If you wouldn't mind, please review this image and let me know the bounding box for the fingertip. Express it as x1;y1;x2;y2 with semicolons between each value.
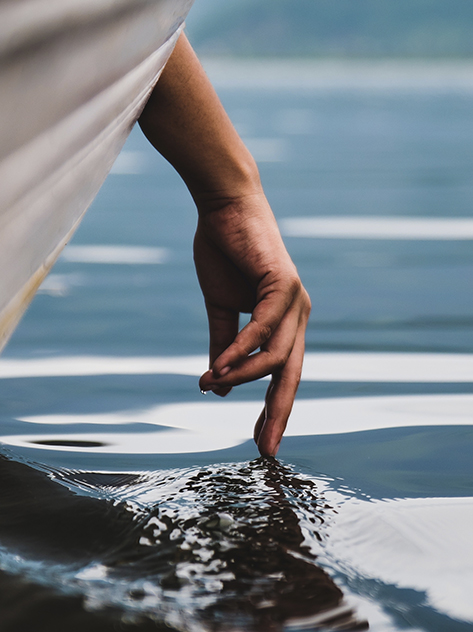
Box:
257;436;281;458
198;370;213;391
199;371;233;397
255;417;282;457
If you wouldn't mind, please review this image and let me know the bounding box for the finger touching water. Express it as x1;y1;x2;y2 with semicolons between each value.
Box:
255;320;307;457
199;273;311;456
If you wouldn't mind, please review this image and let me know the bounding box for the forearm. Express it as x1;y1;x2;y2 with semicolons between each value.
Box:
139;33;261;211
139;32;294;282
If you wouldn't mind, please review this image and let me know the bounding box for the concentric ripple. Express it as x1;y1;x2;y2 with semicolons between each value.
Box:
0;453;367;631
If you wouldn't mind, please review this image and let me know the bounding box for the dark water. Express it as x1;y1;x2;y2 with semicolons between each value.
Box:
1;67;473;630
0;453;368;631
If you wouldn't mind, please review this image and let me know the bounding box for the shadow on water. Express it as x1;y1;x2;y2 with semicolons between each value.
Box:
0;453;367;632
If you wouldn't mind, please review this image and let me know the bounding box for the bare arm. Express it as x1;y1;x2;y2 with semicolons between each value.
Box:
138;33;311;457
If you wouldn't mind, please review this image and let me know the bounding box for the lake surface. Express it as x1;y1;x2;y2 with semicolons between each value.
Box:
1;61;473;631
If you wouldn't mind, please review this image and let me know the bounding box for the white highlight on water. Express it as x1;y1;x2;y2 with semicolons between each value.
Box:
323;496;473;623
301;352;473;382
38;273;84;296
109;150;146;174
61;245;168;264
0;354;208;379
3;393;473;454
2;352;473;382
202;59;473;92
280;216;473;240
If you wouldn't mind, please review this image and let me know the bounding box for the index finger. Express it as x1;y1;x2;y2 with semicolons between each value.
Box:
212;277;301;377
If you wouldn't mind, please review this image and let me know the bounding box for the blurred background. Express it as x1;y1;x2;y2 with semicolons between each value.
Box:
186;0;473;57
6;0;473;362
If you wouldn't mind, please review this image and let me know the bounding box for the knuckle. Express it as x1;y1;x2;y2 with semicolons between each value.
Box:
273;357;286;372
285;275;312;315
302;289;312;317
258;322;274;343
231;337;251;357
286;274;302;298
270;350;290;372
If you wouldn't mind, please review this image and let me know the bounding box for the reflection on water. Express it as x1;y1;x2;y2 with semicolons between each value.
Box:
0;453;367;631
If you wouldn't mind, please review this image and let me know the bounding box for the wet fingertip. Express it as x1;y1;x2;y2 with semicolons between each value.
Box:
257;434;281;458
257;444;271;458
199;370;213;390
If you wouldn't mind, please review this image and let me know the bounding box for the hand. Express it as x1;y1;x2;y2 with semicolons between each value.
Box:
194;191;311;457
138;33;310;456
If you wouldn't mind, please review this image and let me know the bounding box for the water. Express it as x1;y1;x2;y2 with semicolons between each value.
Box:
1;62;473;630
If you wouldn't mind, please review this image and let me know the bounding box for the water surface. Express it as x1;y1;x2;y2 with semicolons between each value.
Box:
1;61;473;631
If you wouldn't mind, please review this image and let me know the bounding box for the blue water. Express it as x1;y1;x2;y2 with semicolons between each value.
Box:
1;73;473;631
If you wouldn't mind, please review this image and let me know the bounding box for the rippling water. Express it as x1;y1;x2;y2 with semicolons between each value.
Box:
0;453;369;631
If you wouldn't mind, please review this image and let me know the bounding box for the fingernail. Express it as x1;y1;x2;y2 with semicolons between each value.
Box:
218;366;231;377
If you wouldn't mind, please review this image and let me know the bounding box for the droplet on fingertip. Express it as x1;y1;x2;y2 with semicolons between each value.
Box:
200;389;208;395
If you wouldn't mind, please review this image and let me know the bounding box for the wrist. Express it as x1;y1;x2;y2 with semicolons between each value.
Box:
189;149;263;217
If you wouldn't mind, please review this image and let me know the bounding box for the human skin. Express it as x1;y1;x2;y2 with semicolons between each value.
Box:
138;33;311;457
